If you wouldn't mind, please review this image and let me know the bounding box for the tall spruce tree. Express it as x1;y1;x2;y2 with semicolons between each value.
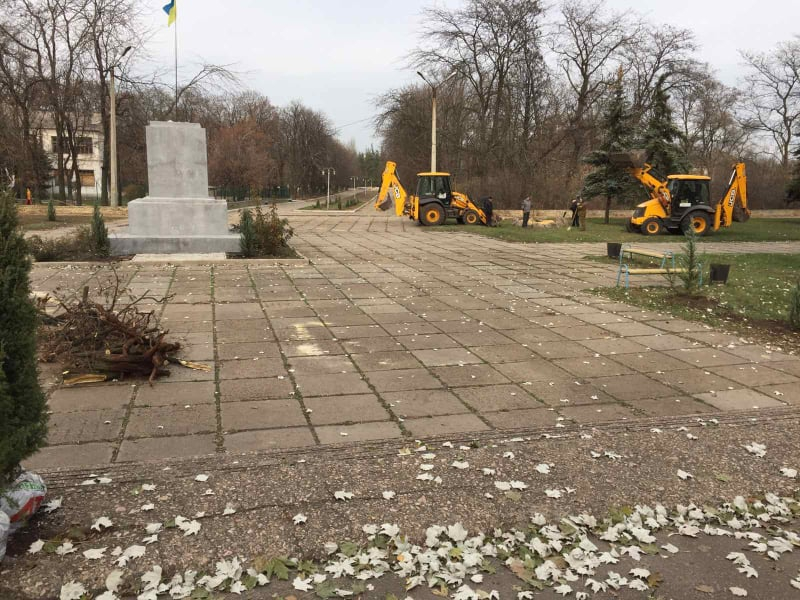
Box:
787;130;800;203
582;70;636;223
0;193;47;487
642;74;688;176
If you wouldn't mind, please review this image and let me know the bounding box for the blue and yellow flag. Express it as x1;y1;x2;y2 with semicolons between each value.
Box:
163;0;176;27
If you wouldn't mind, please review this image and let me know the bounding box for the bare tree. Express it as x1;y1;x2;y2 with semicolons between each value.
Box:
740;37;800;168
552;0;636;175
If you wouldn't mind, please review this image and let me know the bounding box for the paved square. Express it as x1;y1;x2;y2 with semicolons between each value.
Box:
27;213;799;468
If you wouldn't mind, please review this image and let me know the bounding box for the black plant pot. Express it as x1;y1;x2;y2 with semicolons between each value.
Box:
607;242;622;259
709;264;731;284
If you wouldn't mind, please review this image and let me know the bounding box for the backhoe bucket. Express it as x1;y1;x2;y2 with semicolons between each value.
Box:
609;149;647;169
377;193;393;212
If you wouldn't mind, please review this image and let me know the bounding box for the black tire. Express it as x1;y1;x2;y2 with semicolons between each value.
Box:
625;220;638;233
463;210;480;225
682;212;711;236
641;217;663;236
456;216;464;224
420;203;446;226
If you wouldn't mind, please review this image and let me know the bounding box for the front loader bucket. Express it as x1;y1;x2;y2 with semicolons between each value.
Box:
609;149;648;169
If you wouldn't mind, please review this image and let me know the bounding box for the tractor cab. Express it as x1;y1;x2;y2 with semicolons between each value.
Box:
416;172;452;207
666;175;711;219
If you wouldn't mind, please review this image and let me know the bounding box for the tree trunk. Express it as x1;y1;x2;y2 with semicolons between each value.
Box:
605;195;611;224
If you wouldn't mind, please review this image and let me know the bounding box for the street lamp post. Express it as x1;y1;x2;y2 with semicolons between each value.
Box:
322;167;335;210
417;71;456;173
351;175;357;198
109;45;132;208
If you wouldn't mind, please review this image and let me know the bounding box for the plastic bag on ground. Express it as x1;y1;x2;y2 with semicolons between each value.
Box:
0;471;47;533
0;511;9;562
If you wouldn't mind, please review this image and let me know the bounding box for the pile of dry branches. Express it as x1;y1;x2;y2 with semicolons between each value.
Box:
38;270;181;384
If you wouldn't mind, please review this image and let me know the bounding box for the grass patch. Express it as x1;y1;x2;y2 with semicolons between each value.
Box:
19;211;126;231
433;218;800;243
592;252;800;352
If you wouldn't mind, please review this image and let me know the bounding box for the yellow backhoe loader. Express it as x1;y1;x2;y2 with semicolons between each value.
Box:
374;161;488;226
610;150;750;236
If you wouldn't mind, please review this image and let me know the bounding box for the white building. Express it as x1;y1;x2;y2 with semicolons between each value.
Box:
37;112;105;202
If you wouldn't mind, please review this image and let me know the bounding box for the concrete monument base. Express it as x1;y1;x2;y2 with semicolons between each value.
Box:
110;121;237;256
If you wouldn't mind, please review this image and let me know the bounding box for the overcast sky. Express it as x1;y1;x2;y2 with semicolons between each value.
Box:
140;0;799;150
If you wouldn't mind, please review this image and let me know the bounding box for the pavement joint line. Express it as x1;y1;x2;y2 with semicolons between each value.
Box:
109;383;138;464
247;263;321;445
210;265;225;453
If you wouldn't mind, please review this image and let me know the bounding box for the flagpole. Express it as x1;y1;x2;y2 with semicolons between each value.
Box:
174;7;178;121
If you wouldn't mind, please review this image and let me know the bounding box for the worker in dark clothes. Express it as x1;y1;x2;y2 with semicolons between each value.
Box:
521;196;531;228
482;196;494;226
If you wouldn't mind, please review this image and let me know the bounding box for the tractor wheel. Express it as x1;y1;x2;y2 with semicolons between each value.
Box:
641;218;664;236
456;216;464;224
463;210;480;225
682;213;711;236
420;203;445;226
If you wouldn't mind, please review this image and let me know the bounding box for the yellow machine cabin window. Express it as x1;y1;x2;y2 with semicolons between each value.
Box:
416;176;451;203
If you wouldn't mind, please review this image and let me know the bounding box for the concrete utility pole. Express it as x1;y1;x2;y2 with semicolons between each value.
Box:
322;167;335;210
351;175;357;197
417;71;456;173
109;45;132;207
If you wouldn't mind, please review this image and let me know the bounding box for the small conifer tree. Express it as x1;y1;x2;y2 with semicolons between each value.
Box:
239;208;256;257
90;203;110;256
0;193;48;487
47;198;56;222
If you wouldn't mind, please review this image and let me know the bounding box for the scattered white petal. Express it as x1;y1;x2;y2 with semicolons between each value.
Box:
55;541;77;556
745;443;766;458
293;513;308;525
293;576;313;592
780;468;797;478
535;463;551;474
83;547;107;560
451;461;469;470
59;581;86;600
677;470;694;480
334;490;354;501
194;474;209;482
223;504;237;516
43;497;63;513
730;587;748;597
382;491;396;500
28;540;45;554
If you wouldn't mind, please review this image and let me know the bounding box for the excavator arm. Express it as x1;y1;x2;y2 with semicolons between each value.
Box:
715;162;750;229
628;164;672;211
375;161;409;217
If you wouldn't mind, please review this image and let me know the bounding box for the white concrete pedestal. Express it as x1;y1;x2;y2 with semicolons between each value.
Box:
111;122;238;255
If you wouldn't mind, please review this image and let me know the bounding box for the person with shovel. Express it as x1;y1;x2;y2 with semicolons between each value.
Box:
568;196;580;230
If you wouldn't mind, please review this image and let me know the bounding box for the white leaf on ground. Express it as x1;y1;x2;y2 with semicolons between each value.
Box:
421;453;436;460
43;497;62;513
494;481;511;491
510;481;528;490
293;576;313;591
503;452;515;459
381;523;400;537
628;579;649;591
535;464;551;474
141;484;156;491
141;565;162;590
142;534;159;545
730;587;748;597
28;540;45;554
470;574;483;583
140;503;155;512
175;516;201;536
82;547;107;560
545;489;562;499
419;464;435;471
145;523;162;534
482;468;496;476
677;470;694;480
334;490;354;501
95;592;119;600
780;468;797;478
97;477;112;484
223;504;237;516
629;568;650;579
324;542;338;555
91;516;113;531
114;544;146;567
55;541;77;556
451;461;469;470
59;581;87;600
447;523;468;542
661;543;680;554
416;473;434;481
745;443;766;458
230;580;247;594
554;584;572;596
194;474;209;482
382;490;396;500
293;513;308;525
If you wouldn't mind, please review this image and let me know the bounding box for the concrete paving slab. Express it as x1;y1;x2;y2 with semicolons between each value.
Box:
365;368;444;392
125;404;217;438
117;433;217;462
315;421;402;444
135;380;216;406
432;364;510;387
402;413;491;437
296;372;371;396
224;427;316;452
382;390;471;418
304;394;391;425
694;388;787;411
46;409;124;444
218;377;294;401
222;399;307;431
454;384;543;412
708;363;800;386
47;384;132;412
23;442;115;470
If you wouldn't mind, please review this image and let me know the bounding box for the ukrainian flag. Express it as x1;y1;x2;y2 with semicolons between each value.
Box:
163;0;176;26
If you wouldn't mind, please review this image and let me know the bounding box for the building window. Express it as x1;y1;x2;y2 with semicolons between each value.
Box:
79;170;96;187
50;136;94;155
76;137;93;155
